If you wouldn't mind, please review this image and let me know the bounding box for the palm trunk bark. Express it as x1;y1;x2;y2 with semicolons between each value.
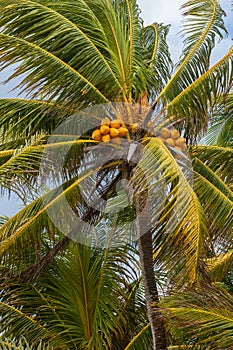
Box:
135;192;167;350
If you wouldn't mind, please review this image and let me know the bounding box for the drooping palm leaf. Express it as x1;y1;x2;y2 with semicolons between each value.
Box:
158;0;227;102
207;250;233;282
193;158;233;248
162;286;233;348
0;243;148;350
191;145;233;184
131;137;209;286
0;339;53;350
203;92;233;147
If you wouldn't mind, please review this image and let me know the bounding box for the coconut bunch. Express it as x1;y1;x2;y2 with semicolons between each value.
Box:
157;128;187;151
92;117;139;144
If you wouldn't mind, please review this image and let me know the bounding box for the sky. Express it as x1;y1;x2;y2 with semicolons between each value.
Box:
0;0;232;217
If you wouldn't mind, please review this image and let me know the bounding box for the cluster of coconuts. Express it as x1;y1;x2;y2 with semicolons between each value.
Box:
157;127;187;151
92;120;187;151
92;117;139;144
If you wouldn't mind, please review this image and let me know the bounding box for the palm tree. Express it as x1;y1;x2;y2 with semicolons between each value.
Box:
0;0;232;349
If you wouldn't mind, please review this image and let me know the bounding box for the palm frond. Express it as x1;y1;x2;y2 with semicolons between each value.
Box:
207;250;233;282
0;165;99;269
0;0;130;101
158;0;227;102
203;93;233;147
165;46;233;139
191;145;233;184
131;138;209;285
193;158;233;248
0;98;71;139
0;302;59;347
0;32;108;105
162;286;233;348
143;22;173;97
0;339;53;350
0;243;144;349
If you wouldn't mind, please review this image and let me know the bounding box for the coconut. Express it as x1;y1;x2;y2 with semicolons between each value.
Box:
165;138;175;147
175;137;186;148
179;137;186;143
110;127;120;138
92;129;102;141
160;127;171;139
170;129;180;139
101;117;111;126
111;137;122;145
102;134;111;142
110;120;121;128
118;127;128;137
130;123;139;133
174;146;182;152
100;125;110;135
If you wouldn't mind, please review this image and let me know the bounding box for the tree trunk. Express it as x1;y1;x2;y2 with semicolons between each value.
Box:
135;193;167;350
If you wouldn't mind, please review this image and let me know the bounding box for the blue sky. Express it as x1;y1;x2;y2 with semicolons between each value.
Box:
0;0;232;217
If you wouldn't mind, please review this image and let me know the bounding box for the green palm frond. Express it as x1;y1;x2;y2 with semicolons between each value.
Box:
158;0;227;102
0;149;124;271
0;33;108;105
143;22;173;97
0;339;53;350
0;169;95;269
203;93;233;147
0;136;98;197
123;323;151;350
207;250;233;282
85;0;147;100
193;158;233;246
0;0;131;101
3;0;146;102
0;244;145;349
0;216;8;226
162;286;233;348
0;133;47;197
166;47;233;139
0;301;59;347
131;138;209;285
0;98;71;139
191;145;233;184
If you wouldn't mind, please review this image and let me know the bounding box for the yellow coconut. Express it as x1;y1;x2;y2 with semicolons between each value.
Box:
110;127;120;138
165;138;176;147
174;146;182;152
160;127;171;139
130;123;139;133
118;127;128;137
101;117;111;126
111;137;122;145
92;129;102;141
100;125;110;135
102;134;111;142
179;137;186;143
170;129;180;140
110;120;121;129
175;137;186;148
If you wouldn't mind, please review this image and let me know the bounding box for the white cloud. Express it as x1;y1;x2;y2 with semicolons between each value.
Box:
137;0;183;25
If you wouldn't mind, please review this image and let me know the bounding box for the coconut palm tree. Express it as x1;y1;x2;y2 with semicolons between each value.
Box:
0;0;232;349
